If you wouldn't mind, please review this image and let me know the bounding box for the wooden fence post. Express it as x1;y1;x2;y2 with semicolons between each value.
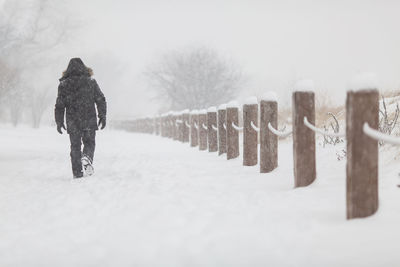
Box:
293;91;316;187
190;110;199;147
167;113;173;139
198;110;208;150
131;119;136;132
346;89;379;219
243;97;258;166
160;114;164;137
150;117;155;134
207;107;218;152
161;114;167;137
155;116;160;135
148;118;152;134
182;110;190;143
217;104;227;155
172;113;179;141
138;119;141;133
178;112;184;142
260;93;278;173
226;101;240;159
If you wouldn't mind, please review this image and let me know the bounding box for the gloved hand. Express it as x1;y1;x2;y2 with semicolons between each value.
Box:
57;123;66;134
98;117;106;130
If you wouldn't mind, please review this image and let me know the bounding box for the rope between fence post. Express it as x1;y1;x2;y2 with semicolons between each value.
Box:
185;121;191;128
202;123;208;130
250;121;260;132
363;123;400;145
303;117;345;138
268;122;292;138
232;122;243;131
194;123;198;130
223;123;227;130
212;125;218;131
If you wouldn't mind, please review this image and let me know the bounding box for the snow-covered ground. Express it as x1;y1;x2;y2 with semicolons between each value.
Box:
1;125;400;267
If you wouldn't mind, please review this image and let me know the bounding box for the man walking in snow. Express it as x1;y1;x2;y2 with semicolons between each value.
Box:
55;58;107;178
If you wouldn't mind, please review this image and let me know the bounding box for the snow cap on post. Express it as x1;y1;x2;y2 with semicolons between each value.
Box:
261;91;278;102
218;104;227;110
348;73;378;91
207;106;217;112
190;109;199;115
182;109;190;114
244;96;258;105
199;109;208;114
294;79;315;92
227;100;240;108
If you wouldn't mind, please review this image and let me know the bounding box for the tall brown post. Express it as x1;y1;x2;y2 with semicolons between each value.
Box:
140;119;144;133
161;115;166;137
152;117;156;134
170;113;175;139
164;114;169;137
198;110;208;150
182;110;190;143
160;116;164;136
217;104;227;155
226;102;240;160
243;97;258;166
153;117;156;135
167;116;171;137
178;112;184;142
207;107;218;152
260;93;278;173
163;113;169;137
167;113;173;138
293;91;316;187
155;116;160;135
172;113;179;141
147;118;152;134
190;111;199;147
170;114;174;139
346;89;379;219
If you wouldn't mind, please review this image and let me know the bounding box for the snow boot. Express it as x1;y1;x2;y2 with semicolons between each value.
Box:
82;155;94;176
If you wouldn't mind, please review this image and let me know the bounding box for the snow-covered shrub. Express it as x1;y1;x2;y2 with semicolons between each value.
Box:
322;112;344;147
378;95;399;145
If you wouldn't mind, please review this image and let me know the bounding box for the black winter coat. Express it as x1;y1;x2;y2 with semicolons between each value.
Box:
55;58;107;134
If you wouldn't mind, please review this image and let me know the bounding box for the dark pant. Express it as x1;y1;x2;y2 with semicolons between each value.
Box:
69;130;96;177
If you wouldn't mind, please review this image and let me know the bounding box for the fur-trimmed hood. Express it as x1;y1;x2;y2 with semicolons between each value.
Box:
60;58;93;81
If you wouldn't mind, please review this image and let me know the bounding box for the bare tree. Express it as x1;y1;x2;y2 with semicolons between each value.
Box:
0;0;76;126
29;87;52;128
0;61;19;102
146;47;243;110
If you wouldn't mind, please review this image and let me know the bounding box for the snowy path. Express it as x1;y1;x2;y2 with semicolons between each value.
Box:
1;126;400;267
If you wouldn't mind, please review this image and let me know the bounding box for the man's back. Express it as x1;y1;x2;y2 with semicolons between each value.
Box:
55;58;106;134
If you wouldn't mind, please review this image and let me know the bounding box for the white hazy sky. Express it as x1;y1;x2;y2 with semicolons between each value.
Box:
59;0;400;118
